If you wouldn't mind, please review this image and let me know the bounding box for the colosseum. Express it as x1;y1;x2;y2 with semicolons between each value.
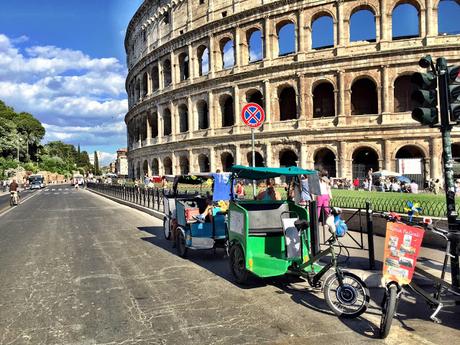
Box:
124;0;460;185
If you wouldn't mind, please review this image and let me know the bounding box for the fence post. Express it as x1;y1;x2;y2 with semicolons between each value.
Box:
309;200;320;256
366;201;376;270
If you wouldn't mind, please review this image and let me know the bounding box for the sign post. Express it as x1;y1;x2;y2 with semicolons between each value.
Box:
241;103;265;198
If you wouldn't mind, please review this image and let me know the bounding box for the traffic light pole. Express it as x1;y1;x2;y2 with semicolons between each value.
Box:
437;57;460;287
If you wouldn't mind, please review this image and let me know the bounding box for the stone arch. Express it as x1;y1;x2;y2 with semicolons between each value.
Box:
163;157;173;175
220;36;235;69
143;160;149;175
279;149;298;167
352;146;379;179
163;59;172;86
276;20;296;56
394;75;415;112
395;144;427;185
351;77;378;115
311;12;334;49
152;158;159;175
314;148;337;177
438;0;460;35
178;104;188;133
221;152;234;172
220;94;234;127
313;81;335;118
278;85;297;121
392;2;421;40
349;7;377;42
151;64;159;91
247;27;263;62
198;154;210;172
246;89;264;108
178;52;189;81
197;45;209;76
163;108;172;135
247;151;265;167
197;99;209;130
179;156;190;175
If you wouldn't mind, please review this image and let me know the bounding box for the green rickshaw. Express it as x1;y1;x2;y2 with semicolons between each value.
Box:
227;165;369;318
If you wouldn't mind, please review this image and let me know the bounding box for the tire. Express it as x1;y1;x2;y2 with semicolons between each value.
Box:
176;230;187;258
379;284;399;339
163;218;171;240
229;244;249;285
324;271;370;318
10;197;14;207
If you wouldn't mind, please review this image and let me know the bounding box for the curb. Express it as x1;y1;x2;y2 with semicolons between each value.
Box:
87;189;165;220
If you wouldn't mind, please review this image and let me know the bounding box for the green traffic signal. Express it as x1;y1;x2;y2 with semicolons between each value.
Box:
411;71;438;126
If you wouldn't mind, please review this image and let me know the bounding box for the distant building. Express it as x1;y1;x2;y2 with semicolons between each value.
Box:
116;148;128;177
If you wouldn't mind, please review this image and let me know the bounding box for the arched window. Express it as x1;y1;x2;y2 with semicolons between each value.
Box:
247;151;265;167
179;156;190;175
221;95;234;127
142;72;148;97
152;112;158;138
392;3;420;40
197;100;209;130
279;150;298;167
312;14;334;49
395;145;426;185
198;154;210;172
151;65;159;91
246;90;264;108
221;38;235;69
350;9;376;42
163;109;172;136
152;158;159;175
278;86;297;121
221;152;234;172
438;0;460;35
313;82;335;117
277;21;296;56
351;78;378;115
314;148;336;177
163;157;173;175
394;75;415;112
197;45;209;76
178;104;188;133
178;53;189;81
143;160;149;175
163;59;172;86
248;29;263;62
352;147;379;179
136;162;141;179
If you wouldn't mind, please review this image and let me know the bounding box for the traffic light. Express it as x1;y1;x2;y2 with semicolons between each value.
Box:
448;66;460;123
411;70;439;127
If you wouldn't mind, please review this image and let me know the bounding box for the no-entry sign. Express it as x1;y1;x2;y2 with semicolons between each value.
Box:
241;103;265;129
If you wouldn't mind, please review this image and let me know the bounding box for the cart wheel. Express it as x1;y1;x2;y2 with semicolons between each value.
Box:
163;218;171;240
324;271;369;318
229;244;249;284
176;230;187;258
379;283;399;339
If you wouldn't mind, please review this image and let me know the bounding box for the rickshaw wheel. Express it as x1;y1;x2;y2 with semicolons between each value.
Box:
176;230;187;258
229;244;249;284
163;218;171;240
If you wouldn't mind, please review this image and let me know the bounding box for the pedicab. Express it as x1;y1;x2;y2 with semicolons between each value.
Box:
164;173;230;257
227;165;370;318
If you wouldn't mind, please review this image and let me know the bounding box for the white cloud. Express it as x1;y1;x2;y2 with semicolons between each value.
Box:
0;33;128;151
98;151;117;166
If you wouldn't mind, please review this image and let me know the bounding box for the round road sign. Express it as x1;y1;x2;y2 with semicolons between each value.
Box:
241;103;265;129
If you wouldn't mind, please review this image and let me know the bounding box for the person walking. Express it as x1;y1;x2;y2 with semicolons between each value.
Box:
256;178;280;201
353;177;359;190
317;171;332;219
367;168;373;191
235;180;246;199
410;180;419;194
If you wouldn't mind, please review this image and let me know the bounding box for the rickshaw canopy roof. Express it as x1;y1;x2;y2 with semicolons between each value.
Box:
231;165;317;180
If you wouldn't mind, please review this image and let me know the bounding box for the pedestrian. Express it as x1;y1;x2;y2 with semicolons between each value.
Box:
367;168;373;191
363;179;369;191
235;180;246;199
299;174;312;207
317;171;332;219
256;178;280;201
143;173;149;186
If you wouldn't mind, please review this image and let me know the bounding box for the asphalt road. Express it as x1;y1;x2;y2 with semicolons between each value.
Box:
0;186;458;345
0;188;36;213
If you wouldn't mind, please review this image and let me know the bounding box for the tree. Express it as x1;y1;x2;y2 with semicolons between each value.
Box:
94;151;100;175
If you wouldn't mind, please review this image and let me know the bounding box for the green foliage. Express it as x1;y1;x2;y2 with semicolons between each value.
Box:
0;157;19;179
94;151;100;175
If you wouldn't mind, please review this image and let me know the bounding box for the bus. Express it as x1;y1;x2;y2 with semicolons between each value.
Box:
72;173;84;186
28;174;45;189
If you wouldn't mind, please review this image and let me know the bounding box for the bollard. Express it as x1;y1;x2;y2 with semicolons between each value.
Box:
366;201;376;270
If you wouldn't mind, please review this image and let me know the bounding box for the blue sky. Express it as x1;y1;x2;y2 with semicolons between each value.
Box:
0;1;458;165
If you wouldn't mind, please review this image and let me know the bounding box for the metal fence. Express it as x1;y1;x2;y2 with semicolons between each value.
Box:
331;195;453;218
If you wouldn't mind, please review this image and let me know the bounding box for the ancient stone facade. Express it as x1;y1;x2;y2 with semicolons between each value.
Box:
124;0;460;183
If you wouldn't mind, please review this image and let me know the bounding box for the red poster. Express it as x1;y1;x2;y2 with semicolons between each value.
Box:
383;222;425;285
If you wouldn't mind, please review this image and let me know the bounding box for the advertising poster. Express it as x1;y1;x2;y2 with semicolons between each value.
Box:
383;222;425;285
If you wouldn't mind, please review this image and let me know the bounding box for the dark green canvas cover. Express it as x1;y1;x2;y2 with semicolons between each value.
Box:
231;165;317;180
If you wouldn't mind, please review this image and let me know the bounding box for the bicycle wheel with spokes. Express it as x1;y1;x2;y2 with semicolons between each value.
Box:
379;283;399;339
324;271;370;318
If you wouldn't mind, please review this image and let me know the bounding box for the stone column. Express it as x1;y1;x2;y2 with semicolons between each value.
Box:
380;0;390;42
187;97;194;137
263;17;273;65
158;110;163;144
336;1;345;46
431;137;443;181
158;156;164;175
383;139;392;171
188;149;194;173
147;70;152;96
337;70;345;116
208;91;215;136
265;142;273;167
263;79;272;131
297;74;307;126
210;146;216;171
158;61;164;90
170;101;176;140
171;151;177;175
234;85;241;133
170;51;176;86
235;26;242;69
209;35;216;77
338;141;347;178
146;114;152;145
305;21;312;51
300;143;308;168
381;65;390;115
235;145;241;165
188;44;195;81
297;9;307;59
420;8;427;38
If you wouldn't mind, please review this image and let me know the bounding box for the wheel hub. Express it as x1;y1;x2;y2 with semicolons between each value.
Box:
336;284;358;305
